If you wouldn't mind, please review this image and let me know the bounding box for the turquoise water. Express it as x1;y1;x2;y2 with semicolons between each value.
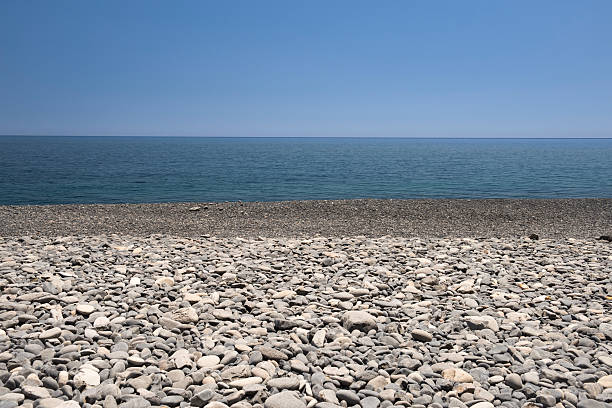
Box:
1;136;611;205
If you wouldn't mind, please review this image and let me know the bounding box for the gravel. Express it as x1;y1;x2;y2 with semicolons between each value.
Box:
0;198;611;238
0;234;611;408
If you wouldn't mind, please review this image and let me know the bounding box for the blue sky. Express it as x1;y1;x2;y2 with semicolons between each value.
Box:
1;1;611;137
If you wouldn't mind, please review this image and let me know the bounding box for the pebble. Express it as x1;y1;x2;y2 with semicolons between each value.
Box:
21;385;51;399
336;390;360;405
76;304;95;315
598;375;612;388
442;368;474;383
39;327;62;339
411;328;433;342
341;310;377;332
506;373;523;389
535;394;557;407
264;391;306;408
197;355;221;368
267;376;300;390
471;403;494;408
259;346;288;361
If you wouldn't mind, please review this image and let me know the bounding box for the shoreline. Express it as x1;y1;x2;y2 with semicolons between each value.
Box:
1;198;611;238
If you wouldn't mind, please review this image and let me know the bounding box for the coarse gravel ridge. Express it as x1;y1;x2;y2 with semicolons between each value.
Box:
0;198;611;238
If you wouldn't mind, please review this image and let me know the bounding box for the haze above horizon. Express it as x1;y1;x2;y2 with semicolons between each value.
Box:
2;1;611;138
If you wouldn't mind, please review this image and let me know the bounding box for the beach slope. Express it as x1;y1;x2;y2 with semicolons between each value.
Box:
0;198;610;238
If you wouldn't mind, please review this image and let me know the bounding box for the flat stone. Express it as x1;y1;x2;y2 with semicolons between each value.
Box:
244;384;266;394
360;396;380;408
577;399;609;408
74;369;101;388
166;306;199;323
536;395;557;407
203;403;230;408
264;391;306;408
197;355;221;368
273;290;296;299
367;375;390;391
318;389;339;404
267;376;300;390
117;397;151;408
184;293;202;303
190;389;214;407
470;403;494;408
290;359;309;373
128;375;152;390
341;310;377;332
449;397;468;408
21;385;51;399
160;396;184;406
39;327;62;339
76;304;95;315
57;402;80;408
411;329;433;342
159;317;187;330
312;329;326;347
37;398;65;408
229;377;263;388
442;368;473;383
379;389;395;401
93;316;110;328
474;387;495;402
259;346;288;361
212;309;233;320
598;374;612;388
0;394;24;403
172;348;192;368
336;390;360;405
523;371;539;384
155;276;174;287
598;355;612;368
464;315;499;332
127;355;146;366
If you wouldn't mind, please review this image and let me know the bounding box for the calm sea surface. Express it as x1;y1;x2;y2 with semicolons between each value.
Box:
1;136;611;205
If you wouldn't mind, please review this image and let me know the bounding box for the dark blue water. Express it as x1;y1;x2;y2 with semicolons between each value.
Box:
1;136;611;205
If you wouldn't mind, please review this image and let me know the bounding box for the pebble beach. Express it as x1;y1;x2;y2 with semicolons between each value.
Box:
0;200;611;408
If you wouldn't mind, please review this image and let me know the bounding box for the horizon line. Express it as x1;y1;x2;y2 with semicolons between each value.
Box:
1;134;612;140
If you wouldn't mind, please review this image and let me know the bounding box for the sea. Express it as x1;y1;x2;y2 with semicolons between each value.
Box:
1;136;611;205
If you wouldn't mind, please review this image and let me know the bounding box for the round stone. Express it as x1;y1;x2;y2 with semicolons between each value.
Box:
598;375;612;388
93;316;110;328
155;276;174;287
76;304;95;315
197;355;221;368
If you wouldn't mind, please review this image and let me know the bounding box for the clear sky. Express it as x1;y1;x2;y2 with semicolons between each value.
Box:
1;1;611;137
